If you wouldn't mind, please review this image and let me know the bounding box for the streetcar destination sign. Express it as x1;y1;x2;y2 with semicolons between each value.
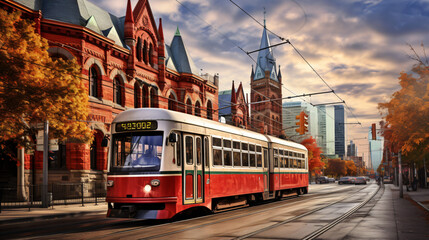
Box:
116;121;157;132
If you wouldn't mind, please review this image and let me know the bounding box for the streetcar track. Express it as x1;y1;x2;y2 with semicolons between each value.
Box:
93;186;366;240
235;184;380;240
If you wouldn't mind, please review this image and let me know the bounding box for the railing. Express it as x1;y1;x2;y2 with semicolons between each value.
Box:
0;182;106;210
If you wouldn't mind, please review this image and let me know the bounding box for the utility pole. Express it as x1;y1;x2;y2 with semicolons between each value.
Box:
42;120;49;207
399;151;403;198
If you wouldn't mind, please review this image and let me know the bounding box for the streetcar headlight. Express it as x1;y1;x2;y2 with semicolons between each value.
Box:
144;184;152;193
151;179;160;187
107;180;114;187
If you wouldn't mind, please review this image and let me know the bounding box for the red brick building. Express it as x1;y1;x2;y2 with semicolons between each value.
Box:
1;0;219;186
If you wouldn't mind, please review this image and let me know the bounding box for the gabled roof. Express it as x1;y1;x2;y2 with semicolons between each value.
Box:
169;27;200;75
15;0;126;48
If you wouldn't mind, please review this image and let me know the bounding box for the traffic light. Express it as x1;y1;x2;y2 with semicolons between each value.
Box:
295;111;308;135
371;123;376;140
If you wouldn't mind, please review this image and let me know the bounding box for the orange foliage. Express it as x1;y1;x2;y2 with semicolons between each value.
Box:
379;64;429;156
0;9;92;149
301;137;324;174
324;158;346;178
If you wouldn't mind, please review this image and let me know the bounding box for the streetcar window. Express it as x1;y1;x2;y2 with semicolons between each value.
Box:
176;133;181;166
185;136;193;165
279;149;283;155
233;141;240;149
249;153;256;167
233;151;241;167
223;139;231;148
241;143;248;151
224;149;232;166
242;152;249;167
293;159;298;168
274;149;278;155
111;132;163;172
196;137;202;165
213;149;222;165
256;154;262;167
297;160;301;168
274;157;278;167
285;158;290;168
256;145;262;153
213;137;222;147
285;151;289;156
288;151;292;156
249;144;255;152
204;137;209;168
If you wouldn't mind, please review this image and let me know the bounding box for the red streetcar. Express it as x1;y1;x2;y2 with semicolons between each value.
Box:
106;108;308;219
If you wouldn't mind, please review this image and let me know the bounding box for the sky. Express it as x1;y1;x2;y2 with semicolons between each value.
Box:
91;0;429;165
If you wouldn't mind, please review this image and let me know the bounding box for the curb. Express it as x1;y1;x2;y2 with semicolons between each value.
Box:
0;210;106;225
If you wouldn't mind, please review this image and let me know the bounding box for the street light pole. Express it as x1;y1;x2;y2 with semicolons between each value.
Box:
42;120;49;207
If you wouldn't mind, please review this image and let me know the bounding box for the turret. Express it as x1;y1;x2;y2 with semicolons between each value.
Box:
124;0;135;47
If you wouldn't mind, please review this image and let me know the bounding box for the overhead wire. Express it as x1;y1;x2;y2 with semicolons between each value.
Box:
227;0;362;126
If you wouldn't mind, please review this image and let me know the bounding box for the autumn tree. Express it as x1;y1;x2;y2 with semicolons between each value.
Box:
379;63;429;162
345;160;357;176
324;158;346;178
301;137;324;177
0;9;92;153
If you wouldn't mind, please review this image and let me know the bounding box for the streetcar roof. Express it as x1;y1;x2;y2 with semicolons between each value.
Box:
113;108;307;151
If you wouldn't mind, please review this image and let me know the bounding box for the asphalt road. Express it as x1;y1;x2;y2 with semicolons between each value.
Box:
1;183;378;239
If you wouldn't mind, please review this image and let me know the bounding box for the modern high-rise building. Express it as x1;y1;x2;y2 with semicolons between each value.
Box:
317;106;336;156
347;140;357;157
334;105;346;159
369;125;384;172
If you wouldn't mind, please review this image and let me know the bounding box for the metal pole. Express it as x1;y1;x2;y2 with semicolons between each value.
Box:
399;151;403;198
424;156;427;188
42;120;49;208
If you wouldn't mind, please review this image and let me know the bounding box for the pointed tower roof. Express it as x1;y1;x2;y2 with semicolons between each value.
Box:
169;26;200;75
277;65;282;79
231;81;237;103
254;15;278;82
125;0;134;23
251;65;255;79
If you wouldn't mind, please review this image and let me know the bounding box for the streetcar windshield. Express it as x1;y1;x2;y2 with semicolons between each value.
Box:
110;132;163;172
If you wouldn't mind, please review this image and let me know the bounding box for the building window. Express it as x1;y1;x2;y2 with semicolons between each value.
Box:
150;88;158;107
48;141;67;170
142;86;148;107
89;66;98;97
149;43;153;67
90;130;103;171
114;77;123;106
143;40;148;64
186;98;192;114
207;101;213;120
136;37;142;61
134;82;141;108
195;101;201;117
168;92;177;111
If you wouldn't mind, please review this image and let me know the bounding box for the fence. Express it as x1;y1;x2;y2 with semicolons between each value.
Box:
0;182;106;210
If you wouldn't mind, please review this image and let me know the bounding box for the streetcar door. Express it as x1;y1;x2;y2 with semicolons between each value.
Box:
183;135;204;204
263;148;269;192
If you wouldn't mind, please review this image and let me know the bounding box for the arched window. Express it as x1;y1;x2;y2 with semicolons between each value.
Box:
89;66;98;97
142;85;148;107
134;82;141;108
168;92;177;111
150;88;158;107
186;98;192;114
136;37;142;61
195;101;201;117
149;43;153;67
207;101;213;120
114;77;123;106
90;130;104;171
143;40;148;64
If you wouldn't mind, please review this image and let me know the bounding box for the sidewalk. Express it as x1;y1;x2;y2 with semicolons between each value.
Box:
0;202;107;224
